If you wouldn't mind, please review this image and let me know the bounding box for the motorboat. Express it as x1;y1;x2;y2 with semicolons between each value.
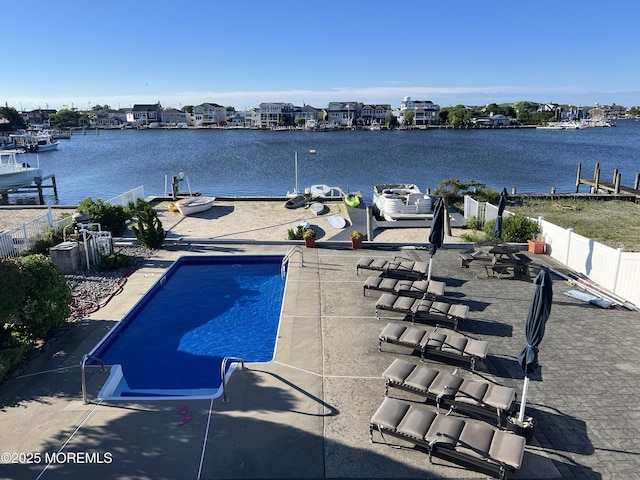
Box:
536;121;582;130
0;149;42;192
9;132;59;152
372;184;433;221
174;196;215;216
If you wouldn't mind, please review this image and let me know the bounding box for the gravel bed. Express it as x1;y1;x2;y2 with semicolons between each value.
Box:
65;244;156;320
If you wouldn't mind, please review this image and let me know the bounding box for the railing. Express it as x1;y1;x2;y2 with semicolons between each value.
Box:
281;245;303;278
0;187;143;260
81;354;106;404
220;356;245;403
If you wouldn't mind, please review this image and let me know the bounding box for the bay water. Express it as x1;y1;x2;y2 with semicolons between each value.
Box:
20;120;640;205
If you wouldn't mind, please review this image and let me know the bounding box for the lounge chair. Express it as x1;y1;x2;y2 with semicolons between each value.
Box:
378;323;488;371
369;397;525;480
356;256;428;279
363;276;446;299
375;292;469;330
382;358;516;427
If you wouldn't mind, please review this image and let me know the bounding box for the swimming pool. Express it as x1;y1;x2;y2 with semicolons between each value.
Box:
86;255;286;400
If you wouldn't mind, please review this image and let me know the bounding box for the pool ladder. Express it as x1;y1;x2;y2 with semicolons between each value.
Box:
81;354;106;404
281;246;304;278
221;356;245;403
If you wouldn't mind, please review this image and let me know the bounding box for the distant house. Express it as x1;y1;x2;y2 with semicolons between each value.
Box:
94;110;125;129
399;97;440;126
162;108;188;127
258;102;295;128
22;109;57;128
127;103;163;125
361;104;392;126
327;102;362;127
192;103;226;126
472;114;510;127
292;105;322;128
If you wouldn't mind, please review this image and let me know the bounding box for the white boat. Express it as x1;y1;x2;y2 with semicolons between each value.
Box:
0;149;42;192
536;121;583;130
372;183;433;221
9;132;59;152
35;135;60;151
174;196;215;216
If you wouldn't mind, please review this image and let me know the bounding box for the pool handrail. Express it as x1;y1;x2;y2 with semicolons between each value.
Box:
221;356;246;403
81;354;106;404
282;246;304;278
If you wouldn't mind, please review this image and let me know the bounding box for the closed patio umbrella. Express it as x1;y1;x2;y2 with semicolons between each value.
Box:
427;197;445;281
517;266;553;422
492;187;508;240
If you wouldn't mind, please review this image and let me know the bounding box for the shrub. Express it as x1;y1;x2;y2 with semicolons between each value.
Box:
99;252;133;271
287;225;305;240
10;254;72;341
130;199;165;249
30;224;67;255
0;260;26;345
491;213;540;243
78;197;131;236
466;215;483;231
303;228;316;239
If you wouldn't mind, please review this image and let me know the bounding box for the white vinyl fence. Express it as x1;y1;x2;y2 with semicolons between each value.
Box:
464;195;640;309
0;186;145;260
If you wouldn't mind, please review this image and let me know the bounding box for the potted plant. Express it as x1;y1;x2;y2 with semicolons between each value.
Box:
303;227;316;247
350;230;364;249
527;234;545;254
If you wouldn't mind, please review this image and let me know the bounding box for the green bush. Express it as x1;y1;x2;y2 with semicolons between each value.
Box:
99;252;133;271
30;224;66;255
78;198;131;236
130;199;165;249
486;213;540;243
287;225;305;240
10;255;71;341
466;215;483;231
0;260;27;345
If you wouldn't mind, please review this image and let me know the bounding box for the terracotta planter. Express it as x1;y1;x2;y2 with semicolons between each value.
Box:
351;237;363;249
527;239;545;254
304;237;316;248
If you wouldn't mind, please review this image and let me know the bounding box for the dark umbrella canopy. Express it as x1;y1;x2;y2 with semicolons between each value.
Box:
518;267;553;374
428;197;445;256
492;187;508;240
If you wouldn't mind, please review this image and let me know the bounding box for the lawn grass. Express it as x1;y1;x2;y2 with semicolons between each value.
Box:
507;198;640;252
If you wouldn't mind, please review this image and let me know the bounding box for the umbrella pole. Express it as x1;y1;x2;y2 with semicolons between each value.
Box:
427;256;433;282
518;375;530;422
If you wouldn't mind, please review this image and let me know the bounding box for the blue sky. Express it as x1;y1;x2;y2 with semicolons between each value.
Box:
3;1;639;111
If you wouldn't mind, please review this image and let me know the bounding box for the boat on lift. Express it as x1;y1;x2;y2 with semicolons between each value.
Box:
0;149;42;192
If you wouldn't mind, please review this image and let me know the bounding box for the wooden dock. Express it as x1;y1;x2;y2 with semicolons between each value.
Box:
0;174;58;205
576;162;640;200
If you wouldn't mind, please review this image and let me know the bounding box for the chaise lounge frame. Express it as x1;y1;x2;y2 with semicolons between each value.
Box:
363;276;446;300
375;292;469;331
382;358;516;427
378;322;489;371
369;396;525;480
356;256;428;279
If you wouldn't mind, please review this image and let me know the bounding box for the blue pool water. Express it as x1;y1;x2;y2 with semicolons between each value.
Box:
88;255;286;399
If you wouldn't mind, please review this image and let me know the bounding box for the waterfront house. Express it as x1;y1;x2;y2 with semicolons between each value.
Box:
361;104;392;126
192;103;226;127
127;103;163;126
292;105;322;128
162;108;189;127
327;102;362;127
471;114;510;127
399;97;440;126
258;103;295;128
